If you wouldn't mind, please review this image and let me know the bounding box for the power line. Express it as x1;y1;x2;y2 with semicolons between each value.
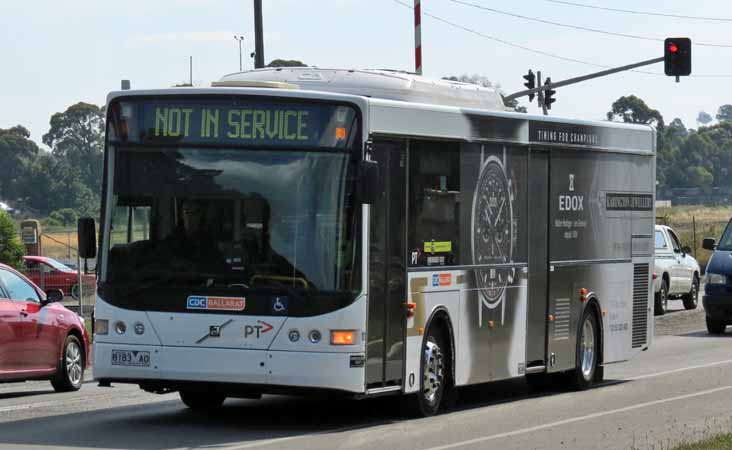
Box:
447;0;732;49
546;0;732;23
389;0;732;78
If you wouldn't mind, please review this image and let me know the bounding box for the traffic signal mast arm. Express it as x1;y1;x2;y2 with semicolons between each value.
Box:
504;56;664;102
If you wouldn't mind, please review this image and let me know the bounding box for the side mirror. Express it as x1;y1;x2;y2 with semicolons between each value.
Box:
45;289;63;304
702;238;716;251
78;217;97;259
681;245;692;255
355;160;379;205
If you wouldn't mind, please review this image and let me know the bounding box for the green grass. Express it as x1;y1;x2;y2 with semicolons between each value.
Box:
657;205;731;272
672;434;732;450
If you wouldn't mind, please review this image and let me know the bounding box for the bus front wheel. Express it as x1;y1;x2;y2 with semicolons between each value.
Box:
180;389;226;410
411;325;451;417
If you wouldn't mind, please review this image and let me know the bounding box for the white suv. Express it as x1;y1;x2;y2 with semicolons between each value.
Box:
654;225;701;315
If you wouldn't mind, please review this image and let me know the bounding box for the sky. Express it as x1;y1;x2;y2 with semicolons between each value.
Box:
1;0;731;146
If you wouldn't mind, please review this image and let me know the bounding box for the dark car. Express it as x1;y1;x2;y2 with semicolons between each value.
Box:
0;263;90;391
702;220;732;334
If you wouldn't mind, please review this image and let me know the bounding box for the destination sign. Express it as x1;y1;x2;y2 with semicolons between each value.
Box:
111;98;358;148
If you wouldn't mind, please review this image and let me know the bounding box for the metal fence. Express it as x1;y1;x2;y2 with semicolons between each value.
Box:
19;228;96;318
656;216;729;272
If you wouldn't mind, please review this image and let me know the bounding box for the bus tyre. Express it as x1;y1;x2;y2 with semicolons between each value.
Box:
179;390;226;410
51;335;84;392
568;309;599;391
412;327;449;417
706;317;725;335
654;280;668;316
682;276;699;310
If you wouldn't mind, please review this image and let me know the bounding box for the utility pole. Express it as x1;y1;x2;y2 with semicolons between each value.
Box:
414;0;422;75
189;56;193;86
235;35;245;71
253;0;265;69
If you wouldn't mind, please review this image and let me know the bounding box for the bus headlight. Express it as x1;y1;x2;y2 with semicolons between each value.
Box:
114;321;127;335
309;330;322;343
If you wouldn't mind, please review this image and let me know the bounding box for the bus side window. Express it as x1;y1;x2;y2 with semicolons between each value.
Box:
408;140;461;266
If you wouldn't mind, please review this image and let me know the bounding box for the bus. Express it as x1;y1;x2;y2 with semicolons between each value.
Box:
88;68;655;416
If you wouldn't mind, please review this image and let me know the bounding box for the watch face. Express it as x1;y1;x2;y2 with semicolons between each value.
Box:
472;156;514;303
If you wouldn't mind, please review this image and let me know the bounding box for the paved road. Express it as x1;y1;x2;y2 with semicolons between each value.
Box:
0;312;729;450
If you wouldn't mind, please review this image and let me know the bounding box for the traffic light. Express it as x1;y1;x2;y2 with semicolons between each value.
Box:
544;78;556;109
664;38;691;77
523;70;536;101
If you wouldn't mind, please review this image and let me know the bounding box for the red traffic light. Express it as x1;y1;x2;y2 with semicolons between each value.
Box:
664;37;691;77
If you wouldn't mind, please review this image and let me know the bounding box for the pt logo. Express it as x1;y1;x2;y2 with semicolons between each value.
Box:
244;320;274;339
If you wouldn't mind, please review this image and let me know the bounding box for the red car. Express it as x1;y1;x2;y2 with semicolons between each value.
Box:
23;256;94;299
0;263;90;391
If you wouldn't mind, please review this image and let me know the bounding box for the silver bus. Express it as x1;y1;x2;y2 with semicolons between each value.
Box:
90;68;655;416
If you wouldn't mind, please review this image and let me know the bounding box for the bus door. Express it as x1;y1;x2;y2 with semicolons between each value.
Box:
365;139;407;389
526;149;550;367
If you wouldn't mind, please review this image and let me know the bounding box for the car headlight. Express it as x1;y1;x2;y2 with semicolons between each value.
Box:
705;272;726;284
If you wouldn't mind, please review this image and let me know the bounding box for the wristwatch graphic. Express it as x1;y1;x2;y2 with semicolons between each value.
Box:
471;150;515;325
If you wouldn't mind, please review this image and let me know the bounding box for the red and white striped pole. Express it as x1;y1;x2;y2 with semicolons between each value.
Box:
414;0;422;75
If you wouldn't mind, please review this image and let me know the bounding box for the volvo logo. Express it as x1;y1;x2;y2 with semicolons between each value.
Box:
196;319;234;344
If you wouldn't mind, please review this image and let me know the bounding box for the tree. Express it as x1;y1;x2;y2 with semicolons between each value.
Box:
266;59;307;68
716;104;732;122
606;95;664;128
48;208;79;227
42;102;105;196
697;111;713;126
668;118;688;137
0;125;41;203
0;210;24;269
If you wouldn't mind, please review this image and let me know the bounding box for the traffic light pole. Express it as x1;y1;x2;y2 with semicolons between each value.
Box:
505;56;664;102
536;71;547;116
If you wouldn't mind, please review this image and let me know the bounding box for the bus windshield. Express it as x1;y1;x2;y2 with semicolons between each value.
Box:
101;97;362;307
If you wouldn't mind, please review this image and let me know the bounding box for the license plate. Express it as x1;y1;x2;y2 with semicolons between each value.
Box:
111;350;151;367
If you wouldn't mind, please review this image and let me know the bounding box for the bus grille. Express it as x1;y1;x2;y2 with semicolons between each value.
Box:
553;298;571;341
632;263;650;348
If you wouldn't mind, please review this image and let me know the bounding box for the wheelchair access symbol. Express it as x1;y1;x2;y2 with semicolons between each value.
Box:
272;297;289;314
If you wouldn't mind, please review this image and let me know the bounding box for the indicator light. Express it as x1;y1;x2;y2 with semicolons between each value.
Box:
335;127;347;140
95;319;109;335
331;330;356;345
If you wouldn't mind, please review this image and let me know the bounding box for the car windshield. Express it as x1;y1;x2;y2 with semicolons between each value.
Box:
45;259;75;272
654;231;667;249
104;146;360;296
718;222;732;251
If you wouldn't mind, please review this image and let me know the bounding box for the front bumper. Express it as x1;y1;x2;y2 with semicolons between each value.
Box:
703;293;732;321
93;343;366;393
